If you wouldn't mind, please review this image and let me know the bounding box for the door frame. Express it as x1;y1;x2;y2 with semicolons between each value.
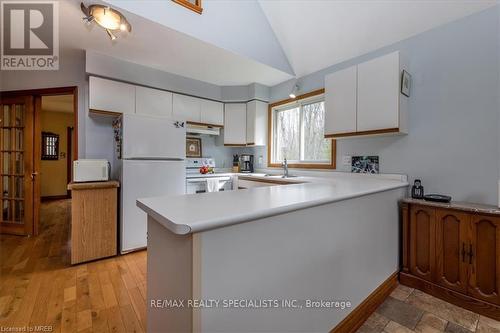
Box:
0;86;78;236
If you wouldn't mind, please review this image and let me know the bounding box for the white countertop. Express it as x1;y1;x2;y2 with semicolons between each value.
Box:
137;173;408;235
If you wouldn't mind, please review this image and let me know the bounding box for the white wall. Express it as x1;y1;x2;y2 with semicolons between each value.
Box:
268;6;500;205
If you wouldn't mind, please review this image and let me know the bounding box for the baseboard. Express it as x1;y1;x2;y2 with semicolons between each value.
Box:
329;272;398;333
400;272;500;321
41;195;71;202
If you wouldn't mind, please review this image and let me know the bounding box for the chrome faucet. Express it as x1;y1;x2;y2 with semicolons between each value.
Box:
282;158;289;178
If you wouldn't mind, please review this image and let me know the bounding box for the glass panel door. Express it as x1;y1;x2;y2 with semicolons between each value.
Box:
0;96;34;235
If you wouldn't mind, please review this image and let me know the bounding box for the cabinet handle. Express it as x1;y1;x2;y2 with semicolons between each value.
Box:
469;244;474;264
461;243;466;262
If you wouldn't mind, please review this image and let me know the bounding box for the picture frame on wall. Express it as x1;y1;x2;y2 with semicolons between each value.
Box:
401;70;411;97
186;137;202;157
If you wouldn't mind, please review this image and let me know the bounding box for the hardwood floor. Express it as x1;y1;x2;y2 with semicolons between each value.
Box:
0;199;147;333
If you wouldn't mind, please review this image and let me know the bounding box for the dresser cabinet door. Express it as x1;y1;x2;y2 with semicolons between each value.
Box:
468;215;500;305
435;210;469;293
409;205;435;282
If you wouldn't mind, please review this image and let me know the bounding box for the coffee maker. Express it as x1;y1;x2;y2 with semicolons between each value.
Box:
239;154;254;173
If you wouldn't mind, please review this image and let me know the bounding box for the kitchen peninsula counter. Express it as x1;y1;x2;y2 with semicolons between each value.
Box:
138;172;408;333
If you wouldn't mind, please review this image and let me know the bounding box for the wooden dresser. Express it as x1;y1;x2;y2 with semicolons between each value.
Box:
400;198;500;320
68;181;119;264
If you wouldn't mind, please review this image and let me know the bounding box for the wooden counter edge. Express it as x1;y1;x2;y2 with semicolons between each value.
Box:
68;180;120;190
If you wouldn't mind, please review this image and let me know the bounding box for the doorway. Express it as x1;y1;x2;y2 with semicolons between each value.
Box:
40;95;76;202
0;87;78;236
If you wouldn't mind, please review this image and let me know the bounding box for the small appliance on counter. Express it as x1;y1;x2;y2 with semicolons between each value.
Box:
240;154;254;173
411;179;424;199
73;159;110;182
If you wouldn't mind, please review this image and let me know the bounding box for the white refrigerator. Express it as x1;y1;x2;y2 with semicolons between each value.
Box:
116;114;186;253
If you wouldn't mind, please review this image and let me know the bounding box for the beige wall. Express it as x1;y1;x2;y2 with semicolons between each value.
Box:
41;111;74;197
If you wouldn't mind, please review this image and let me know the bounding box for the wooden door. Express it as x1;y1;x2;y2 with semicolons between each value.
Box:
409;205;435;282
468;215;500;305
0;96;35;235
435;209;469;293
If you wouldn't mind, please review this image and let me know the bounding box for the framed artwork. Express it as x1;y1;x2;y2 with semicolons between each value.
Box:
172;0;203;14
186;137;202;157
351;156;379;174
401;70;411;97
42;132;59;160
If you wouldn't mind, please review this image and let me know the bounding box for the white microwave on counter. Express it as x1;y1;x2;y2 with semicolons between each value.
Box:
73;159;110;182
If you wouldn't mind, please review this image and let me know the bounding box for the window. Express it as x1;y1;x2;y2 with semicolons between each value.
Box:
269;90;335;169
172;0;203;14
42;132;59;160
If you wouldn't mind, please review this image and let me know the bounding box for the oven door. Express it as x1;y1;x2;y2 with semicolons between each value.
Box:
186;177;233;194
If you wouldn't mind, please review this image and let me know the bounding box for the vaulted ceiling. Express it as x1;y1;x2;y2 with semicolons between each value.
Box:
73;0;497;87
258;0;497;78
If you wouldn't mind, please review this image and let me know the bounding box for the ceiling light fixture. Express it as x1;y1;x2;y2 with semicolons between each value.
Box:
289;84;299;99
81;2;132;40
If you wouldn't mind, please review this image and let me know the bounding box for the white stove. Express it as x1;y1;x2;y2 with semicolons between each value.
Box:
185;158;233;194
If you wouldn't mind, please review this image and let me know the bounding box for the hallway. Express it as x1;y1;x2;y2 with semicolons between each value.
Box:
0;200;147;332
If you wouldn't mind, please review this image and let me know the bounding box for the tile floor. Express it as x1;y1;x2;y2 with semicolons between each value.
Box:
357;285;500;333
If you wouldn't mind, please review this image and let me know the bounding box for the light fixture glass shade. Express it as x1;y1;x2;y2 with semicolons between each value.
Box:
289;84;299;99
92;7;122;30
81;3;132;40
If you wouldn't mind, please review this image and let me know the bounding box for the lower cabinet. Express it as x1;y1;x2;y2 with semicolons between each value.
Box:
401;200;500;319
468;214;500;306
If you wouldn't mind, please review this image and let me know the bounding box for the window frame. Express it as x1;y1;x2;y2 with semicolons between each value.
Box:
267;89;336;169
41;132;59;161
172;0;203;14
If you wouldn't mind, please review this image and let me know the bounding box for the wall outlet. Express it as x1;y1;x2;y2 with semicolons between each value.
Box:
342;155;352;167
258;156;263;166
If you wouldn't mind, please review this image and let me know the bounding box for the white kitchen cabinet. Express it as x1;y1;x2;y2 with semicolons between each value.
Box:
324;51;408;138
246;100;268;146
224;103;247;146
89;76;135;115
324;66;357;136
357;51;401;132
172;94;201;122
200;99;224;126
135;86;173;117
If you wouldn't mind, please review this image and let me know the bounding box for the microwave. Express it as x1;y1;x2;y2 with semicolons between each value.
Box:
73;159;110;182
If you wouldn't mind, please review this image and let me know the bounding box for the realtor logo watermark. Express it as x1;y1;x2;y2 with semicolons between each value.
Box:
1;1;59;70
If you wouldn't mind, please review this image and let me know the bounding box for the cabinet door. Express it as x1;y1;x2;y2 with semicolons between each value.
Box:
172;94;201;122
135;86;173;117
224;103;247;145
246;100;267;146
324;66;357;135
435;210;469;293
89;76;135;114
357;51;400;132
200;99;223;126
409;205;435;282
468;215;500;305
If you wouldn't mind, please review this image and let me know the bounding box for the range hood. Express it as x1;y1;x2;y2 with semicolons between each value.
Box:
186;123;221;136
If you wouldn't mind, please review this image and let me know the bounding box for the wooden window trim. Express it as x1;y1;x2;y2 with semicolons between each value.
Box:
267;88;336;170
172;0;203;14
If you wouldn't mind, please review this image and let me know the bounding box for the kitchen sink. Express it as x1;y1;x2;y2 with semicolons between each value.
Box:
264;174;299;178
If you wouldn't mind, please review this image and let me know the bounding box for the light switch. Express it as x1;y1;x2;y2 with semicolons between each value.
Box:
342;155;352;167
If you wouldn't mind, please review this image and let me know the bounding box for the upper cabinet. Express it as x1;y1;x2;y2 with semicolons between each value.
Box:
135;86;173;117
357;52;400;132
172;94;201;122
324;51;408;138
89;76;136;115
172;94;224;126
246;100;268;146
224;103;247;146
324;66;357;135
200;99;224;126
